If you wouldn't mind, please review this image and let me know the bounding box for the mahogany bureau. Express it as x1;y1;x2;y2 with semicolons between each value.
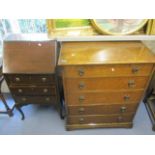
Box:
58;41;155;130
2;34;61;120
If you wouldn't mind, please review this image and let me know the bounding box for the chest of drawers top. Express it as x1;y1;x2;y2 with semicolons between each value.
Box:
58;41;155;66
3;34;56;74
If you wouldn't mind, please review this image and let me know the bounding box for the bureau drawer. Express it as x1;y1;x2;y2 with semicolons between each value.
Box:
5;74;55;85
64;64;153;77
66;90;143;105
65;76;149;92
67;113;134;124
9;86;56;96
67;104;138;115
13;95;56;104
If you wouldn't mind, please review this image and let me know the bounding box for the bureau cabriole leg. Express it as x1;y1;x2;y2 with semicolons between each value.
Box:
12;104;25;120
16;106;25;120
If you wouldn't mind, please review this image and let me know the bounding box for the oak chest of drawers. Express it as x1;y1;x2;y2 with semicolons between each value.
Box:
58;41;155;130
2;34;60;119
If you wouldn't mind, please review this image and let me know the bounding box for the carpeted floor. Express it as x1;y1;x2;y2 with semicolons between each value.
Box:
0;94;155;135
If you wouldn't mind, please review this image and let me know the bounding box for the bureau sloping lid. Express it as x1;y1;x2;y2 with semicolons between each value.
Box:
3;40;57;74
58;41;155;65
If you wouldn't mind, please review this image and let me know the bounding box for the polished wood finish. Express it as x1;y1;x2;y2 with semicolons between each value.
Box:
64;76;149;91
3;40;56;74
9;86;56;96
13;95;56;105
67;104;138;115
59;41;155;65
63;64;153;77
3;34;60;120
66;122;133;130
66;90;143;105
59;41;155;130
5;74;55;85
67;113;134;124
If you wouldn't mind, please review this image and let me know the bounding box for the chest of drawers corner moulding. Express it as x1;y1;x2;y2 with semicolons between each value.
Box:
58;41;155;130
2;34;61;119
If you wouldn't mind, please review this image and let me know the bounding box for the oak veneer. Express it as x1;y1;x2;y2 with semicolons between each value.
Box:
3;34;61;120
59;41;155;130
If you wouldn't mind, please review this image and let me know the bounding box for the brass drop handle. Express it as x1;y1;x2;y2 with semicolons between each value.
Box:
132;66;139;74
45;97;50;101
15;77;20;82
18;89;23;93
43;88;48;93
128;80;135;88
22;97;26;101
78;68;84;76
79;96;85;102
124;95;130;101
78;107;85;113
120;106;127;113
79;82;85;89
42;77;47;82
79;117;84;123
118;116;123;122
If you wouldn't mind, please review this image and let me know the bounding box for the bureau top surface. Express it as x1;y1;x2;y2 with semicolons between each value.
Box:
3;38;57;74
58;41;155;65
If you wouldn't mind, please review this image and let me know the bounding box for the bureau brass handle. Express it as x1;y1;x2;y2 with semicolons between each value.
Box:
45;97;50;101
120;106;127;113
21;97;26;101
117;116;123;122
78;107;85;113
132;66;139;74
18;89;23;93
42;77;47;82
124;95;130;101
79;96;85;102
79;82;85;89
15;77;20;82
79;117;84;123
128;80;135;88
78;68;84;76
43;88;48;93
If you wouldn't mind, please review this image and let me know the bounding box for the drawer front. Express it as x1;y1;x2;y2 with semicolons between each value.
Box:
65;77;149;92
5;75;30;85
67;113;134;124
66;90;143;105
10;86;56;96
5;74;55;85
30;75;55;84
67;104;138;115
13;95;56;104
64;64;153;77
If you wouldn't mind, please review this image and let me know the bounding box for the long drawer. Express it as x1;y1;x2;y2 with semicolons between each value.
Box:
9;86;56;96
66;90;143;105
63;64;153;77
5;74;55;85
65;76;149;92
67;113;134;124
67;104;138;115
13;95;56;104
